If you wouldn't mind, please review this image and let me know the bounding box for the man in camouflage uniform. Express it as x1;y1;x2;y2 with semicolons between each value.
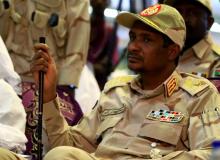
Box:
1;3;220;160
164;0;220;78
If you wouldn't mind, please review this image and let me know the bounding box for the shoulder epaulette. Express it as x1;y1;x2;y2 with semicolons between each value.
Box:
180;73;210;96
212;43;220;56
103;75;136;93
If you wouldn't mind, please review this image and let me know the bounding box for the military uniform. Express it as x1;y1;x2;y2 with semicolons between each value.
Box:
41;70;220;160
0;0;90;85
177;34;220;78
1;3;219;160
0;148;27;160
164;0;220;78
42;3;219;160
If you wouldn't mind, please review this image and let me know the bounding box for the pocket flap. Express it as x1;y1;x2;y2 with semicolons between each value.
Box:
32;10;50;28
139;121;183;145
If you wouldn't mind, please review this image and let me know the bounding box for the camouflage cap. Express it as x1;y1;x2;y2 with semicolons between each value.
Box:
164;0;212;15
116;4;186;49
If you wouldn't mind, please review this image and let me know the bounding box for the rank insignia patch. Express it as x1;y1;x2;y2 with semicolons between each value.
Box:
146;109;184;123
165;76;177;97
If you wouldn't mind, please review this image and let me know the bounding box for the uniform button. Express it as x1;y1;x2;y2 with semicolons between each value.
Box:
151;142;157;148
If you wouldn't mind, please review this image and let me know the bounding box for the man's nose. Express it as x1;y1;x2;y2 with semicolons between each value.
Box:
127;40;140;52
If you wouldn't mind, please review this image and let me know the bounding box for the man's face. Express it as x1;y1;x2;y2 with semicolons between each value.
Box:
127;21;171;74
173;2;210;48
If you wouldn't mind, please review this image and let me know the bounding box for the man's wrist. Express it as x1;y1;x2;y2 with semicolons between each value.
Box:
44;91;57;103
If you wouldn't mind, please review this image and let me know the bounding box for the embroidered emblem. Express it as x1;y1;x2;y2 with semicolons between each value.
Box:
146;109;184;123
165;76;177;97
100;107;125;121
140;4;161;16
101;107;125;117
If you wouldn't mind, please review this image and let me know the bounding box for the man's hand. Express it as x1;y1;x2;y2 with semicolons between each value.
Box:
30;43;57;103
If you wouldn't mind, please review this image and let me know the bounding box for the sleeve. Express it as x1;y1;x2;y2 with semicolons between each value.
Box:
43;95;101;153
160;88;220;160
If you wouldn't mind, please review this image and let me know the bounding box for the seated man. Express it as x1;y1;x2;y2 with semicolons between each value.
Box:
1;4;220;160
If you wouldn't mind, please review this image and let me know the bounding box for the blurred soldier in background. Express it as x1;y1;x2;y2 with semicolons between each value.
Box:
164;0;220;78
0;0;89;86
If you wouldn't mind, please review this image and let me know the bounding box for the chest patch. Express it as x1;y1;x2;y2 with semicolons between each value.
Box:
146;109;184;123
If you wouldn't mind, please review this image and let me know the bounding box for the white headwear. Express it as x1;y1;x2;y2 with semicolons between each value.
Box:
0;36;21;95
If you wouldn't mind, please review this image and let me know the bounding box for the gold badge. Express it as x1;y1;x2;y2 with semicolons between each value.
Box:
140;4;161;16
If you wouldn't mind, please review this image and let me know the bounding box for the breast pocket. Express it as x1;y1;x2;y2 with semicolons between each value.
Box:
138;119;186;146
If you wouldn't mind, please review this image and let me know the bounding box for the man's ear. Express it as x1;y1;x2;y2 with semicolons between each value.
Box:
168;44;180;61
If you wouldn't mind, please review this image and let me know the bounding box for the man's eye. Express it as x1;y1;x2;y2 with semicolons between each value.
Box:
144;37;150;43
129;35;135;41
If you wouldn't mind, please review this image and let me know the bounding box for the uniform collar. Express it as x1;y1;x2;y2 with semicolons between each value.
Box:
130;70;182;98
190;33;212;59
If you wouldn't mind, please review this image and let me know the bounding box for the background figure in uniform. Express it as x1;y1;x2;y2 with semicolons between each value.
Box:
21;4;220;160
0;36;27;155
88;0;119;90
164;0;220;78
0;0;89;87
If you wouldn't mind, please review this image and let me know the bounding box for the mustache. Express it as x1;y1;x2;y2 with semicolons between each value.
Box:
127;52;143;60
